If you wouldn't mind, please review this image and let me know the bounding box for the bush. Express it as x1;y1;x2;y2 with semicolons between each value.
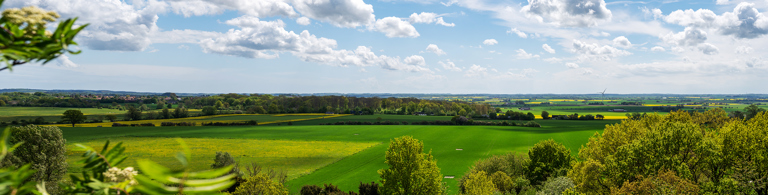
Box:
521;121;540;127
212;151;240;175
538;176;575;195
300;184;358;195
160;122;197;126
301;185;323;195
358;182;379;195
463;171;495;195
112;123;129;127
233;163;288;195
1;125;67;193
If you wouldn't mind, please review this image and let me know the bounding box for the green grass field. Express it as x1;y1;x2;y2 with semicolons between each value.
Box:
61;119;614;193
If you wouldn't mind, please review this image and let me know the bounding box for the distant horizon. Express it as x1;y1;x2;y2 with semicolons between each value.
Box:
2;0;768;94
2;88;766;96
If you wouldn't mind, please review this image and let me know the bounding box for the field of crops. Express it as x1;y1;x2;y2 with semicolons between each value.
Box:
61;119;614;193
47;114;350;127
66;137;378;180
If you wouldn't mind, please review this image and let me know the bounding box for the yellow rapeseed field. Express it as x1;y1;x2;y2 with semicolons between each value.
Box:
67;137;379;179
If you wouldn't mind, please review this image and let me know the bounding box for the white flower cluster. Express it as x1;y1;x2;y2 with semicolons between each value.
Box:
103;167;139;185
2;6;59;35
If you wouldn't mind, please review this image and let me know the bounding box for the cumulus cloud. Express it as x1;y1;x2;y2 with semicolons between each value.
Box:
612;36;632;48
164;0;296;18
698;43;720;55
516;49;540;59
409;12;455;27
717;0;729;5
483;39;498;45
566;62;579;69
507;28;527;38
520;0;612;27
291;0;375;28
439;60;462;71
6;0;167;51
372;17;420;38
296;17;311;25
425;44;446;55
404;55;426;66
736;46;754;54
572;40;631;61
663;3;768;39
544;57;563;63
56;55;78;68
464;64;488;77
542;44;556;53
651;46;666;52
199;16;429;72
661;27;707;47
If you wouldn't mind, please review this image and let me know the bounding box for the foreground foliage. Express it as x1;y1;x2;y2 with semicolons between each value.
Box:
379;136;445;195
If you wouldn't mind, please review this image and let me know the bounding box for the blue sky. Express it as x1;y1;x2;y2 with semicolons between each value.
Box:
3;0;768;94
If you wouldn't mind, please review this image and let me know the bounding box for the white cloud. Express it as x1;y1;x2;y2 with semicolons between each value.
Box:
296;17;311;25
542;44;556;54
439;60;462;71
544;57;563;63
698;43;720;55
404;55;426;66
291;0;375;28
165;0;296;18
572;40;631;61
409;12;455;27
566;62;580;69
612;36;632;48
151;29;222;44
663;3;768;39
520;0;613;27
651;46;666;52
425;44;446;55
507;28;527;38
7;0;167;51
661;27;707;47
464;64;488;77
372;17;420;38
516;49;540;59
736;46;754;54
717;0;729;5
199;16;429;72
56;55;78;68
483;39;498;45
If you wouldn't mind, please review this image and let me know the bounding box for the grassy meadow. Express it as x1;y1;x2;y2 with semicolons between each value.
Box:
60;119;614;193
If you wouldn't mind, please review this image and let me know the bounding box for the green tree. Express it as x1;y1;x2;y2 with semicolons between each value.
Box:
463;171;495;195
1;125;67;192
0;4;87;72
212;151;240;175
0;100;5;106
489;171;515;193
379;136;444;195
124;106;142;121
527;139;572;186
744;104;766;120
166;103;173;109
458;109;467;116
539;176;575;195
161;108;171;119
202;106;217;116
541;111;550;119
173;106;188;118
215;100;225;110
61;109;86;127
156;102;165;109
105;114;117;122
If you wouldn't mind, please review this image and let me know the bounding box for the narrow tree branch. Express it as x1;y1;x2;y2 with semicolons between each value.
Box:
0;60;28;72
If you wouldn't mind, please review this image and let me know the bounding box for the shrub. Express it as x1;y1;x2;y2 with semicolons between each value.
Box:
521;121;540;127
490;171;515;193
539;176;575;195
1;125;67;193
212;151;240;175
463;171;495;195
233;163;288;195
359;182;380;195
613;170;699;194
112;123;129;127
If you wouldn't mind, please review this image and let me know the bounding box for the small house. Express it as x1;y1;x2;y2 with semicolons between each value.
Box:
519;107;532;111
